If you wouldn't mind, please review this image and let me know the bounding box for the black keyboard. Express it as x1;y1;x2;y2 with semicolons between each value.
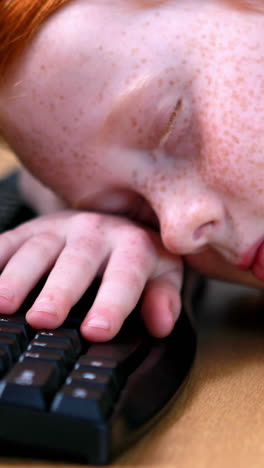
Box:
0;277;197;464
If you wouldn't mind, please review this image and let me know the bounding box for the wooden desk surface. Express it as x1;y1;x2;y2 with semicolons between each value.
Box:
0;149;263;468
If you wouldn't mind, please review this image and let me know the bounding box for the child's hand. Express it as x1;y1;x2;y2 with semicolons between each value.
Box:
0;211;183;341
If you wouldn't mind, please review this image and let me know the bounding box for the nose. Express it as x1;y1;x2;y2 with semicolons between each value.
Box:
157;192;225;255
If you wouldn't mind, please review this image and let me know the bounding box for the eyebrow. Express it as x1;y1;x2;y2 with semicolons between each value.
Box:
103;73;160;135
102;72;184;151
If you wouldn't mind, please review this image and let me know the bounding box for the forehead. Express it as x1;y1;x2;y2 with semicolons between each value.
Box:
132;0;264;10
2;0;263;108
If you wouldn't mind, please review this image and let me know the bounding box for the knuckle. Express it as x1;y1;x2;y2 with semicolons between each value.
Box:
106;266;145;291
68;213;107;251
60;248;94;272
27;232;63;257
73;237;102;255
0;231;16;252
119;225;155;253
121;247;153;274
39;287;73;312
31;231;61;247
71;212;105;231
124;268;145;290
71;235;104;255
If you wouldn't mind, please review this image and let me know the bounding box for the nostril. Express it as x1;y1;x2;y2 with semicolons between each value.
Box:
192;221;216;241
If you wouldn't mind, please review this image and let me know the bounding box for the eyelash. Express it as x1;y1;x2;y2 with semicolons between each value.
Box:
158;98;183;148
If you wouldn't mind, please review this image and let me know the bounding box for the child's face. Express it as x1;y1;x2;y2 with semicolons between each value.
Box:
1;0;264;281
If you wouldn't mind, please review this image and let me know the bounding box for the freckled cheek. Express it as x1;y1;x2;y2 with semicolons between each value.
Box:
197;86;264;198
199;138;264;208
201;146;236;186
196;113;250;195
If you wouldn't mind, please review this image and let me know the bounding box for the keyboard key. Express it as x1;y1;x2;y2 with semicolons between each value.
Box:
0;348;11;378
0;325;27;351
27;344;71;371
0;335;21;362
35;328;82;355
20;349;68;381
0;361;60;410
84;331;150;378
0;315;31;340
76;357;123;387
67;367;118;400
52;383;112;421
27;338;75;367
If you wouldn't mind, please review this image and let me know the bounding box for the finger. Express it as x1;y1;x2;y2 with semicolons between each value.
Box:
81;242;155;342
26;240;108;329
0;213;68;269
140;270;182;338
0;233;64;314
0;226;34;269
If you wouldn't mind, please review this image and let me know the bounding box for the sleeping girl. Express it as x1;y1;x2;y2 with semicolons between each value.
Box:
0;0;263;342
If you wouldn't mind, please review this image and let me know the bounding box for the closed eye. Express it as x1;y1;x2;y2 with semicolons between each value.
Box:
158;98;183;148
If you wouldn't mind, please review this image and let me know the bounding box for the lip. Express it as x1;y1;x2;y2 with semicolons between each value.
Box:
238;236;264;279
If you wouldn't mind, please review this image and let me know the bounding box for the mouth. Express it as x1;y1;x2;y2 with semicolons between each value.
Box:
238;236;264;281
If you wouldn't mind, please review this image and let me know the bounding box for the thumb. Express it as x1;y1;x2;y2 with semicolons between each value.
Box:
140;259;183;337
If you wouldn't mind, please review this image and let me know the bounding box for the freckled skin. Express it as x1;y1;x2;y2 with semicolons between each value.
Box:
0;0;264;281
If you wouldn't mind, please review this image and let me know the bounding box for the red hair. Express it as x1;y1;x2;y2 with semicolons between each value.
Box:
0;0;71;79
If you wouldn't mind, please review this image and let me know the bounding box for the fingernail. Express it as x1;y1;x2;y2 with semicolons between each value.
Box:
169;298;180;322
28;300;57;317
85;316;110;330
